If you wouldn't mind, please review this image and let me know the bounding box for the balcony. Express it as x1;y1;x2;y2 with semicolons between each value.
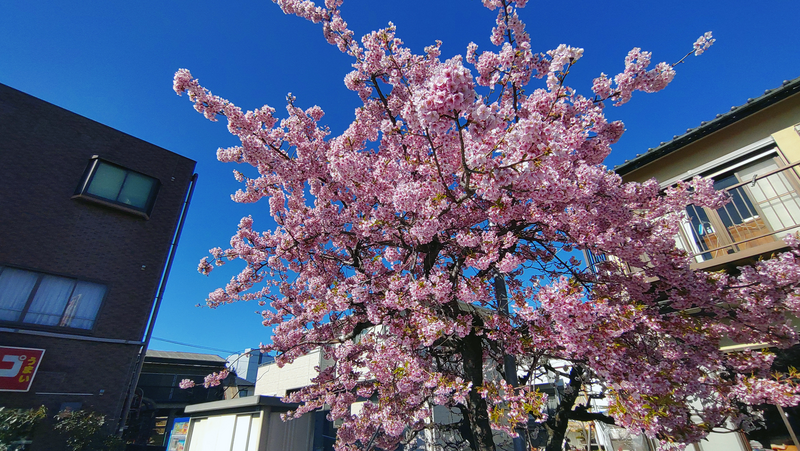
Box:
584;160;800;275
678;161;800;270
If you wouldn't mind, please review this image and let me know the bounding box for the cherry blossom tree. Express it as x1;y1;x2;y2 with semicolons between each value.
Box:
174;1;800;450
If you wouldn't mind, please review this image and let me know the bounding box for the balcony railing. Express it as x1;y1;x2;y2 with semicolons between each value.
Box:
584;162;800;274
677;162;800;265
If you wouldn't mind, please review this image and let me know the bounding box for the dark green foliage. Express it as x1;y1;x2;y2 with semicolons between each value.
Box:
0;406;47;451
54;409;121;451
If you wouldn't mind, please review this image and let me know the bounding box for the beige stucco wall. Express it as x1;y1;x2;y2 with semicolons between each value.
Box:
621;94;800;183
773;126;800;164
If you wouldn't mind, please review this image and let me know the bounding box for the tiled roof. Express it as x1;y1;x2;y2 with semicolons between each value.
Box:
614;76;800;175
145;349;227;363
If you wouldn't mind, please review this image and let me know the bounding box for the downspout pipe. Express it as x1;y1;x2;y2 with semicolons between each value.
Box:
118;172;198;434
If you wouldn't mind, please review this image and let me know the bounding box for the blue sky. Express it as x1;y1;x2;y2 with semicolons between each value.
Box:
2;0;799;357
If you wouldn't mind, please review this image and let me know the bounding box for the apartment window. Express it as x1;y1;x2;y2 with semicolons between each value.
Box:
74;158;159;218
677;150;800;262
0;266;106;330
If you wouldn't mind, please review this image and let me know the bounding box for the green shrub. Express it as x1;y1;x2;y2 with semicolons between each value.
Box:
0;406;47;451
53;409;107;451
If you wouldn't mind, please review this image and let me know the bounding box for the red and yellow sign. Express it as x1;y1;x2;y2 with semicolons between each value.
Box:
0;346;45;392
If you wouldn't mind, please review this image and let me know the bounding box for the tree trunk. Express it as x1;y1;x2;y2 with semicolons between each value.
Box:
462;332;496;451
544;366;584;451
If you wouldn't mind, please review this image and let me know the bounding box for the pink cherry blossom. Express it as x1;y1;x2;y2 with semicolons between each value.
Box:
171;2;799;451
693;31;715;56
203;370;229;388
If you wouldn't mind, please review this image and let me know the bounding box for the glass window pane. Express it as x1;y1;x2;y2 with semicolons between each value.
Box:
118;171;155;209
745;404;798;450
685;205;715;260
737;158;800;239
714;174;758;228
24;275;75;326
60;281;105;329
0;267;38;321
86;162;126;200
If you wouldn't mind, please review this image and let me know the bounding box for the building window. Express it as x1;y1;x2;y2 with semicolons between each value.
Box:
74;157;159;218
587;147;800;274
676;150;800;263
0;266;106;330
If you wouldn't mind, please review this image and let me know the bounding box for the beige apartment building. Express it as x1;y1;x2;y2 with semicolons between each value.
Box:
607;76;800;451
614;77;800;273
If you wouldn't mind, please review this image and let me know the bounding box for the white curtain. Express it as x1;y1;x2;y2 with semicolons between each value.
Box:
24;275;75;326
60;281;106;329
0;267;38;321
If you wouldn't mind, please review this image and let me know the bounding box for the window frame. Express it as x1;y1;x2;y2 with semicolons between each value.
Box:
73;156;160;219
657;137;777;189
674;147;800;263
0;265;108;333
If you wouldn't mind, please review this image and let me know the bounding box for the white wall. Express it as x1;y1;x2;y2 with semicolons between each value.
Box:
186;413;261;451
255;348;332;397
185;409;313;451
696;431;747;451
228;348;271;383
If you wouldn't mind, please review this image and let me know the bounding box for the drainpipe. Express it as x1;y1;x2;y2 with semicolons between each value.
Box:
118;172;198;435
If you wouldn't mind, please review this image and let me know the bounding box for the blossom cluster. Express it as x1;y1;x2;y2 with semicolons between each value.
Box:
178;370;230;390
478;380;548;437
694;31;715;56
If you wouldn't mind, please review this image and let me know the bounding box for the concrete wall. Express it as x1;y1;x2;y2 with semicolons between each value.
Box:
254;349;332;397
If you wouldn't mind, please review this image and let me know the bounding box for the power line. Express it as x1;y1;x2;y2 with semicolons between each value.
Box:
151;336;237;354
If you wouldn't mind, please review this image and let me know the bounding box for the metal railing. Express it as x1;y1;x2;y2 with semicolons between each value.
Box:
677;162;800;263
584;162;800;273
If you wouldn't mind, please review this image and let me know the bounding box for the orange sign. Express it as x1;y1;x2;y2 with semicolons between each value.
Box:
0;346;45;392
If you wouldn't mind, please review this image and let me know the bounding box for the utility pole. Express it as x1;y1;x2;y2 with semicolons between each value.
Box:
494;269;527;451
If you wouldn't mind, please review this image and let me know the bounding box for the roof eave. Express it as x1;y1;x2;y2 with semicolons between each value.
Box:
614;77;800;176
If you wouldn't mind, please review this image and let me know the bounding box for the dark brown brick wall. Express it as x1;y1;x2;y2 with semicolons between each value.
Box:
0;83;196;450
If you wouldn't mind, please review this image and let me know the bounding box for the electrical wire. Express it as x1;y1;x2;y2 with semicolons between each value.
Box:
151;336;237;354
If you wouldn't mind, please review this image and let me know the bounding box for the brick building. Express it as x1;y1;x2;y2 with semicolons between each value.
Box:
0;83;196;450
